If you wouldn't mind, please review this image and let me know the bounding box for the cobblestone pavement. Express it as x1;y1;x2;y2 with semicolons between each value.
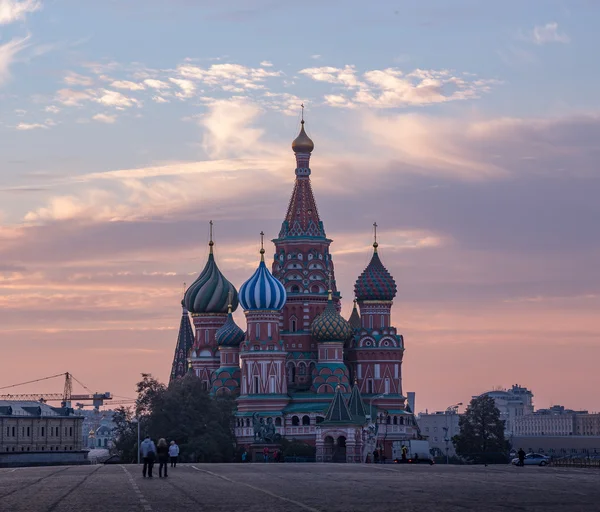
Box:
1;463;599;512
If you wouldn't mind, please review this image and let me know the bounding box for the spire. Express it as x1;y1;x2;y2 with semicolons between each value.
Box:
324;385;353;423
348;299;361;329
170;303;195;384
348;381;367;419
373;222;378;253
279;113;325;239
260;231;265;262
209;220;214;254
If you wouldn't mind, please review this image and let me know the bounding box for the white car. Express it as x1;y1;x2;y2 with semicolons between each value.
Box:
512;452;550;466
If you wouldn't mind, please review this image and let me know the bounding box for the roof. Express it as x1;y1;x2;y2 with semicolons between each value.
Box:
347;384;367;419
323;386;353;423
0;400;78;418
284;403;329;414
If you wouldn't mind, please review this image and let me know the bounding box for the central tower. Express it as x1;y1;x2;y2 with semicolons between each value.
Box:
271;114;340;391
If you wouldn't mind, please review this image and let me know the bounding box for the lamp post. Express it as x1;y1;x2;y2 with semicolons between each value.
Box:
444;402;462;464
369;394;385;422
131;416;141;464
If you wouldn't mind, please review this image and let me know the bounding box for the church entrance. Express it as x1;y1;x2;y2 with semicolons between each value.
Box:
332;436;346;462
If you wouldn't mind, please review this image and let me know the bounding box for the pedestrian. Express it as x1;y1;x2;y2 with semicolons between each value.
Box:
157;438;169;478
274;449;280;463
401;444;408;463
373;449;379;464
169;440;179;468
140;436;156;478
518;448;526;467
242;450;247;463
263;446;269;463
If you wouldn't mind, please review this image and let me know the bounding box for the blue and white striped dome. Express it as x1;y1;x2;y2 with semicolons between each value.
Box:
239;256;287;311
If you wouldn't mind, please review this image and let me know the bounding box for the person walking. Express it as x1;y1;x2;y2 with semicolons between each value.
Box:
157;438;169;478
241;450;247;463
140;436;156;478
263;446;269;463
518;448;526;467
169;440;179;468
401;444;408;463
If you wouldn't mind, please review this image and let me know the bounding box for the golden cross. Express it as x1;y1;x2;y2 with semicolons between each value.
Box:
301;103;304;122
373;222;378;245
260;231;265;251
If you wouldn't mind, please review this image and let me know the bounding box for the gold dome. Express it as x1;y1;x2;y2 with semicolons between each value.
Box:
292;121;314;154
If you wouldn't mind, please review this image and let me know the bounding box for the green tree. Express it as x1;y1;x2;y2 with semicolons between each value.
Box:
112;373;237;463
453;395;509;464
112;406;139;463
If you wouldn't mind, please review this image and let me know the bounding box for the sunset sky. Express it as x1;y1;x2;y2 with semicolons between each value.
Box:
1;0;598;413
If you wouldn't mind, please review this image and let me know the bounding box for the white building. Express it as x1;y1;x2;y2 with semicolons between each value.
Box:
417;411;461;459
476;384;534;436
514;405;594;437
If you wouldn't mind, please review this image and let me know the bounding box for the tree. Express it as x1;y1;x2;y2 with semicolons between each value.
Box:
112;373;237;463
453;395;509;464
112;406;139;463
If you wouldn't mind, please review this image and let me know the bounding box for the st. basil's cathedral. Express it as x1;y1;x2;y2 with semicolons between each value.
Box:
170;116;418;462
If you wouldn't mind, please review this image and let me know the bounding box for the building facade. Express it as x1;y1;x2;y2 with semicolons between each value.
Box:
512;405;600;437
417;411;461;458
170;118;417;461
476;384;534;435
0;401;86;467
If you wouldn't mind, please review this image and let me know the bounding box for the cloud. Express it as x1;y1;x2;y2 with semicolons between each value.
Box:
530;22;570;45
92;113;116;124
94;89;141;108
0;0;41;25
0;35;29;86
300;65;497;108
260;60;273;67
311;54;322;60
110;80;145;91
152;95;168;103
176;62;281;91
16;122;46;130
168;77;195;98
64;72;94;86
55;88;93;106
143;78;170;90
44;105;60;114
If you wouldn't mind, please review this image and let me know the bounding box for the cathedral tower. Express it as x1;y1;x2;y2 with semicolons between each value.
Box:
183;222;239;390
271;112;341;391
238;234;289;412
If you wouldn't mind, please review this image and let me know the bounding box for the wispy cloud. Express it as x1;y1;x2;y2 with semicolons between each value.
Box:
92;113;116;124
110;80;145;91
530;22;570;45
0;35;29;86
0;0;41;25
16;121;46;130
300;65;498;108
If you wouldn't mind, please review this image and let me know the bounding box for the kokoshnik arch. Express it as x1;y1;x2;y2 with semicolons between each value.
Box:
169;116;418;462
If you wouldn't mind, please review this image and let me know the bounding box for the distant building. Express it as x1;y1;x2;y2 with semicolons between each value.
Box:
476;384;534;435
0;401;86;467
513;405;600;437
76;409;115;448
417;411;460;458
512;435;600;458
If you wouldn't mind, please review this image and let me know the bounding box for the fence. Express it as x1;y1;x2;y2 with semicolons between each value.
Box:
551;458;600;468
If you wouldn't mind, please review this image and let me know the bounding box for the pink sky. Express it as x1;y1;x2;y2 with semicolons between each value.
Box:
1;108;599;413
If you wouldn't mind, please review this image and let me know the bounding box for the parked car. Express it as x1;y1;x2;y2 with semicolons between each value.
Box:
512;453;550;466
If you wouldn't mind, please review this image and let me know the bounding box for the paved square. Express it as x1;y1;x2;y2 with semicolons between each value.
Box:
0;463;598;511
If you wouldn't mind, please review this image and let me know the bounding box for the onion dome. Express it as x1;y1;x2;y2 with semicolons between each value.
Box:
183;222;239;314
312;291;353;342
348;299;361;329
354;227;397;301
292;120;314;154
239;232;287;311
216;301;245;347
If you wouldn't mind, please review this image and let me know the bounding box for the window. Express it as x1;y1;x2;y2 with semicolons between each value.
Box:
268;323;272;338
302;415;310;426
358;364;362;379
41;427;45;437
253;376;260;394
256;323;260;339
291;319;297;332
369;315;373;328
292;416;300;426
69;427;73;437
381;315;385;327
27;427;30;436
269;376;276;393
12;426;15;437
367;380;374;394
384;379;390;394
374;364;380;378
204;329;209;344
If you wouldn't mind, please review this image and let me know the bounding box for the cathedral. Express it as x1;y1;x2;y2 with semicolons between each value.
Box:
170;116;418;462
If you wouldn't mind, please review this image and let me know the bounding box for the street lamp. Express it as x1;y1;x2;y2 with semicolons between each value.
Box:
368;394;385;422
131;416;141;464
444;403;462;464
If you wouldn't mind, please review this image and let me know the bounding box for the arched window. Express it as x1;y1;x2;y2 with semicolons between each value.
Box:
298;362;306;375
256;323;260;339
291;285;300;293
275;417;282;427
287;363;296;384
302;415;310;426
311;285;320;293
369;315;373;328
386;416;391;424
290;318;297;332
292;416;300;426
393;416;398;425
400;417;404;425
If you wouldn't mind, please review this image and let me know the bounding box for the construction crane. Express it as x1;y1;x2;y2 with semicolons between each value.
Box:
0;372;112;410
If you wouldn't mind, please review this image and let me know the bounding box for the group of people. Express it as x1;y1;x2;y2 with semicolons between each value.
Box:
239;447;282;462
140;436;180;478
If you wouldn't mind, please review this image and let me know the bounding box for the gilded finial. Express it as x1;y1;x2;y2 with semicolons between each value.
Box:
227;290;233;314
209;220;214;253
292;104;314;154
373;222;378;253
301;103;304;123
327;271;333;301
260;231;265;261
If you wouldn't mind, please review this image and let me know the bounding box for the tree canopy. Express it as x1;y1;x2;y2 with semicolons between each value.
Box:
452;395;509;464
113;373;236;463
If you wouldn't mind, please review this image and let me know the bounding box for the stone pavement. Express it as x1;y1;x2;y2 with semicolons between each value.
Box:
0;463;599;512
